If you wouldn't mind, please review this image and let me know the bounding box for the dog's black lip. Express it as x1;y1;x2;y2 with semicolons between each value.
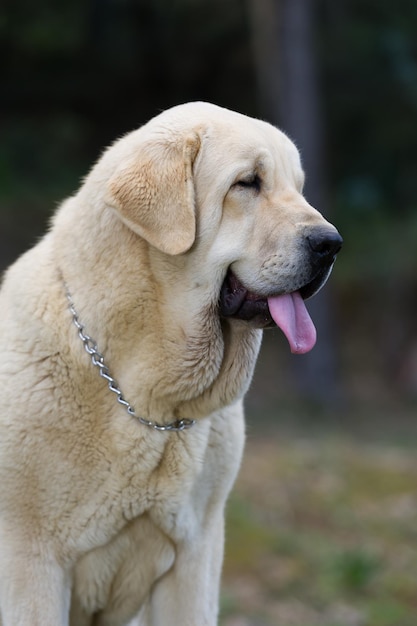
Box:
219;270;272;328
218;271;248;316
299;267;330;300
219;268;328;328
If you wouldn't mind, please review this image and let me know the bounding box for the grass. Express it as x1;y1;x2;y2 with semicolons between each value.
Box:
220;433;417;626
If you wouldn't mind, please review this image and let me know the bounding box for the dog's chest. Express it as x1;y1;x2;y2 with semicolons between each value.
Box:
71;514;176;622
70;417;243;621
61;420;214;557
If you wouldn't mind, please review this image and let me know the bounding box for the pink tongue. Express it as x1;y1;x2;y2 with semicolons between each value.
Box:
267;292;317;354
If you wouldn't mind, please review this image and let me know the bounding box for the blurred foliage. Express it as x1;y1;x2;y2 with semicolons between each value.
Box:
320;0;417;218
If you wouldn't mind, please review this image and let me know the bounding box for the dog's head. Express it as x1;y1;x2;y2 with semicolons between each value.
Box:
104;102;342;354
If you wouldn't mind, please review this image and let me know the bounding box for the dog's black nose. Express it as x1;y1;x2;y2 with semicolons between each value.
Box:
307;227;343;264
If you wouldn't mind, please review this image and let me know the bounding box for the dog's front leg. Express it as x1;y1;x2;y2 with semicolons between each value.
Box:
0;538;70;626
149;512;225;626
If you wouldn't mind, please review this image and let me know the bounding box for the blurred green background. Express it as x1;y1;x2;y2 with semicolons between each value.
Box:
1;0;417;624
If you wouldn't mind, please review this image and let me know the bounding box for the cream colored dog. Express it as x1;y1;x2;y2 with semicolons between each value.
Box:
0;102;342;626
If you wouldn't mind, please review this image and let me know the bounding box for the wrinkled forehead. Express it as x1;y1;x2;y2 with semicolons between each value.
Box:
255;120;304;187
196;113;305;190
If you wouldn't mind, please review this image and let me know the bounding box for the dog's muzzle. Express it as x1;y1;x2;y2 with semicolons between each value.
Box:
219;226;343;352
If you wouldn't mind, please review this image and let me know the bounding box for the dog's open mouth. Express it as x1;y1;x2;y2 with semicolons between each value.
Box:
219;269;331;354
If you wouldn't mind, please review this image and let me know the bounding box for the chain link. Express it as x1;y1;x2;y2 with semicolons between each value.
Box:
65;288;196;432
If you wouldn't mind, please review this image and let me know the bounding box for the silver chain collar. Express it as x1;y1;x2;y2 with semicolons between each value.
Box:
65;288;196;432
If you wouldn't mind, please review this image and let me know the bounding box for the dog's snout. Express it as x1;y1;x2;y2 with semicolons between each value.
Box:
307;227;343;264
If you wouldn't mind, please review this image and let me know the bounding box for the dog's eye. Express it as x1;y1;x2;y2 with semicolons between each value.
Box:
235;174;262;193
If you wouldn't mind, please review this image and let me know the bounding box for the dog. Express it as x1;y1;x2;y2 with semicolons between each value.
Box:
0;102;342;625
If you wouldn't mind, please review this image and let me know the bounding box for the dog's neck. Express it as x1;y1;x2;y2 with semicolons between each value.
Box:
65;285;197;432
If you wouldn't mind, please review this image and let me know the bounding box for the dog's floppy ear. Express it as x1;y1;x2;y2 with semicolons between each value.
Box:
107;132;201;255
